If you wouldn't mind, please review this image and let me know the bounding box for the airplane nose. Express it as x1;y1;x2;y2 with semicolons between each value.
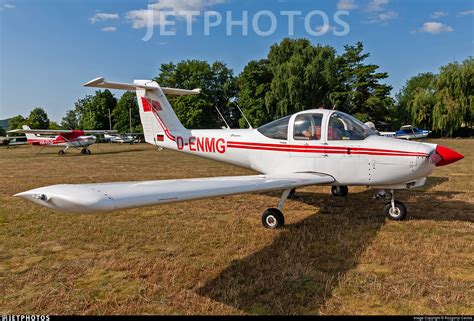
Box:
434;145;464;166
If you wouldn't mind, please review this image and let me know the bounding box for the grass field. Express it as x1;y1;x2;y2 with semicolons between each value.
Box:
0;140;473;315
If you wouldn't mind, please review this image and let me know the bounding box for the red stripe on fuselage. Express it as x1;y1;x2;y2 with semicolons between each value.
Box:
226;141;428;157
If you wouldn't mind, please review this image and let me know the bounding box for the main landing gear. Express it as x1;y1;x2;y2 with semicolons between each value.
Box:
261;189;291;229
80;148;92;155
331;185;348;197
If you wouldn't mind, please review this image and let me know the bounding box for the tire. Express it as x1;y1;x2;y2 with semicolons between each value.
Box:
331;186;348;197
288;188;297;199
86;149;92;155
261;208;285;229
58;150;65;155
383;201;407;221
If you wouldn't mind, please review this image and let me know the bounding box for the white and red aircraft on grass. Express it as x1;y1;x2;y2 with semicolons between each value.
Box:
15;77;464;228
8;125;117;155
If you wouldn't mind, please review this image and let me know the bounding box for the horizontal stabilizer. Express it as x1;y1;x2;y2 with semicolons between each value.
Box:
83;77;201;96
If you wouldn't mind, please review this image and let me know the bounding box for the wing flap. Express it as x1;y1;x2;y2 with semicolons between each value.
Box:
15;173;334;214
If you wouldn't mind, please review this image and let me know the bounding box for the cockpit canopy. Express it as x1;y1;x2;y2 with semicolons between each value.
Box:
257;111;375;141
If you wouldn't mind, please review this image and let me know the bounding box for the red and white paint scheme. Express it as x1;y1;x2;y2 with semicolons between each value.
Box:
15;78;464;228
8;125;117;155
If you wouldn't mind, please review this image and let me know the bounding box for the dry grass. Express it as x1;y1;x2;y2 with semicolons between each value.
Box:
0;140;472;315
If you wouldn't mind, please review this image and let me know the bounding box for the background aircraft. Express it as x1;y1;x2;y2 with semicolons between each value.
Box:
0;135;27;147
103;133;134;144
381;125;431;140
8;125;117;155
15;78;463;228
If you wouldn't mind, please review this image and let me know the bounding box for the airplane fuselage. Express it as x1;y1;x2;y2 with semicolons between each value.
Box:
151;109;441;189
27;135;97;148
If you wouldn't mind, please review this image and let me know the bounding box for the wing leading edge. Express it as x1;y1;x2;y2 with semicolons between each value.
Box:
15;173;334;214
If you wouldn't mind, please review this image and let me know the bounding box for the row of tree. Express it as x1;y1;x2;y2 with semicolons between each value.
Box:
396;58;473;136
5;38;473;137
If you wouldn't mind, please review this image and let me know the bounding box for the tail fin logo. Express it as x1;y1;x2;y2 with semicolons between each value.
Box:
141;97;162;112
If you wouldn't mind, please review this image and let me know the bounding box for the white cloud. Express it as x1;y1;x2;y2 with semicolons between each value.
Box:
126;0;226;29
4;4;15;9
90;13;120;24
337;0;357;10
430;11;448;19
418;22;453;34
101;26;117;32
459;10;474;16
368;10;398;23
367;0;389;12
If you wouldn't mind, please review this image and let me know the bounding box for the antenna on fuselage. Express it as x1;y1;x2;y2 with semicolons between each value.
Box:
214;106;231;130
236;103;253;129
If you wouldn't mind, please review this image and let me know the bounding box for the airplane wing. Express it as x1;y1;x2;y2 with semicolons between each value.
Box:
15;173;334;214
8;129;116;135
82;130;118;134
8;129;74;135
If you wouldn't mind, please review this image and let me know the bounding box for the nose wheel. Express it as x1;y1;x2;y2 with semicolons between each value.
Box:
382;189;407;221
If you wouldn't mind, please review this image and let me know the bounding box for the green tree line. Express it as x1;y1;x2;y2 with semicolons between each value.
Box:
7;39;473;137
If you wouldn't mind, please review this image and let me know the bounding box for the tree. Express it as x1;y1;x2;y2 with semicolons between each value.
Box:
432;58;473;136
396;73;437;129
236;59;274;127
112;91;142;133
397;58;473;136
49;121;61;130
8;115;26;131
73;91;116;130
265;38;339;118
155;60;237;129
61;109;80;129
336;42;394;122
27;108;50;129
0;126;5;137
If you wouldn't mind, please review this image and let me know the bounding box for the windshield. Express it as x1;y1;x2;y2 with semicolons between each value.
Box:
257;116;291;140
328;112;375;141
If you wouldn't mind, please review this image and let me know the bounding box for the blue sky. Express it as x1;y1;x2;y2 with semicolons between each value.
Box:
0;0;473;122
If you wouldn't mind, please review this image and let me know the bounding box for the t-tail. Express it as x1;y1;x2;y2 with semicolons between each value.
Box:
83;77;200;147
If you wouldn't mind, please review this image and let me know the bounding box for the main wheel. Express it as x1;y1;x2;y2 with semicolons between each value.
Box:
331;186;348;197
58;150;65;155
288;188;297;199
86;149;92;155
261;208;285;229
383;200;407;221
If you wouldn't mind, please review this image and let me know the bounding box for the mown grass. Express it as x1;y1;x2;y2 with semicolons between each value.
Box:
0;140;472;315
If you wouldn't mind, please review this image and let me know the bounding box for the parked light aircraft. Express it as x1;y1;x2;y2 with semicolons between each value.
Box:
15;78;464;228
8;125;117;155
381;125;431;140
104;134;134;144
0;136;27;147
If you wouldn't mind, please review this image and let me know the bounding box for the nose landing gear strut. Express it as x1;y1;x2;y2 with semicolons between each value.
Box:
381;189;407;221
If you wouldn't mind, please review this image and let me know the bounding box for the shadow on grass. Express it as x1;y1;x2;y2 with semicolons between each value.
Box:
197;177;473;314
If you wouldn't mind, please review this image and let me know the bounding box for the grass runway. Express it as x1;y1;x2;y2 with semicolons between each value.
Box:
0;140;473;315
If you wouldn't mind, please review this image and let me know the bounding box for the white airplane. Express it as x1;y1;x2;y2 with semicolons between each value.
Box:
15;77;464;228
381;125;432;140
8;125;117;155
104;134;134;144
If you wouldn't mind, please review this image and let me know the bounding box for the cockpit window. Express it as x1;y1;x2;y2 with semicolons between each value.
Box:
257;116;291;140
328;112;375;141
294;114;323;140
